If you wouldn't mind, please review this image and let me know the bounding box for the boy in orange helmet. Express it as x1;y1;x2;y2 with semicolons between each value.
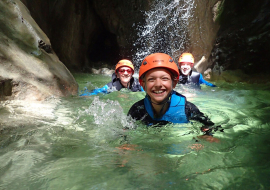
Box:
80;59;144;96
178;53;216;88
128;53;218;131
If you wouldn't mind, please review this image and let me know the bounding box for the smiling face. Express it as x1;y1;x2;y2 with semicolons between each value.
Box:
142;68;177;104
116;66;133;87
180;63;192;76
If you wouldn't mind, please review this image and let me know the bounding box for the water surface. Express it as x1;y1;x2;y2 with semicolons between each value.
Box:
0;73;270;190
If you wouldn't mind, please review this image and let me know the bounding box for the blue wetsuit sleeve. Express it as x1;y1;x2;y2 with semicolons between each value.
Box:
80;85;109;96
140;86;145;92
199;74;216;87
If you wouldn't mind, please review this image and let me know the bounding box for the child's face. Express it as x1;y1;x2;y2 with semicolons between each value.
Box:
180;63;192;76
142;68;176;104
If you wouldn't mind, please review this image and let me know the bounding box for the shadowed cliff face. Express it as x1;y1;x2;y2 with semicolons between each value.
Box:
16;0;270;79
21;0;105;72
22;0;220;73
210;0;270;77
0;0;78;101
21;0;151;72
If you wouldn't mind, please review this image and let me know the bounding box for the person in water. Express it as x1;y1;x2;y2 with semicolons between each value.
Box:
128;53;220;138
178;53;216;88
80;59;144;96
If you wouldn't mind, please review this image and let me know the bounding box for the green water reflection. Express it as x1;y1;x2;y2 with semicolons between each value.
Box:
0;73;269;190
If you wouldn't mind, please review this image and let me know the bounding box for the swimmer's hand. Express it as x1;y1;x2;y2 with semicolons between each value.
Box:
200;125;223;136
199;125;224;143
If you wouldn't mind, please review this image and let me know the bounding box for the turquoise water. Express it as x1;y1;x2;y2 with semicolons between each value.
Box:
0;73;270;190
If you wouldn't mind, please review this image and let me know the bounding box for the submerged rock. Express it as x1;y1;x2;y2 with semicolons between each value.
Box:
0;0;78;101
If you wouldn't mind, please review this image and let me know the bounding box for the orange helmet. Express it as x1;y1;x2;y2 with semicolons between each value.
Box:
115;59;134;74
178;53;194;67
139;53;180;86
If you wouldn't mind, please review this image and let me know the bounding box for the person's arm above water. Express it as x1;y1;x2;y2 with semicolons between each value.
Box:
199;74;216;87
185;101;214;126
185;101;221;142
80;85;109;96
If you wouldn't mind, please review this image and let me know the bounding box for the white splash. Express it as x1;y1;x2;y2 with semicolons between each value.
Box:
133;0;195;67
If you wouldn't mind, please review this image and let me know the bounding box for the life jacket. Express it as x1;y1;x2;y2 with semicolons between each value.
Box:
144;91;188;123
108;73;142;92
178;70;200;86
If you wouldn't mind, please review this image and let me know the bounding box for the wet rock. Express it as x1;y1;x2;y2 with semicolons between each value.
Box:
203;68;213;80
209;0;270;76
20;0;270;78
212;1;222;22
0;0;78;101
19;0;224;75
91;68;114;75
21;0;151;71
0;79;12;98
100;68;112;75
188;0;221;72
91;68;100;75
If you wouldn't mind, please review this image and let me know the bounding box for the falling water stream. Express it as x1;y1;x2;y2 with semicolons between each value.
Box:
1;0;270;189
133;0;195;67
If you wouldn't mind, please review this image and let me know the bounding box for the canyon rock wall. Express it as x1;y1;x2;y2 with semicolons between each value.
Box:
189;0;221;73
209;0;270;80
21;0;221;74
0;0;78;101
22;0;151;71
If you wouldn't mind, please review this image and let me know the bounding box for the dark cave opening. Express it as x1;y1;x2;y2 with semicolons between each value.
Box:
87;29;121;69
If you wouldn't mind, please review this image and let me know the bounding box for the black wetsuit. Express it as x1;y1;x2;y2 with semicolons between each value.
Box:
80;73;143;96
128;91;214;126
178;70;216;88
108;73;142;92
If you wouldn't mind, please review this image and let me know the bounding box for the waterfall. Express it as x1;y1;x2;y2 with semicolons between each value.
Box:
133;0;195;69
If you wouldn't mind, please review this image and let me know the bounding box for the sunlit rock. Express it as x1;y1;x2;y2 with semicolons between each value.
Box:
188;0;220;71
91;68;100;74
203;68;213;80
0;0;78;101
91;68;114;75
212;1;222;22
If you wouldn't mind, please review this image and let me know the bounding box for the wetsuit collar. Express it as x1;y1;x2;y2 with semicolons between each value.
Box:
146;91;173;118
